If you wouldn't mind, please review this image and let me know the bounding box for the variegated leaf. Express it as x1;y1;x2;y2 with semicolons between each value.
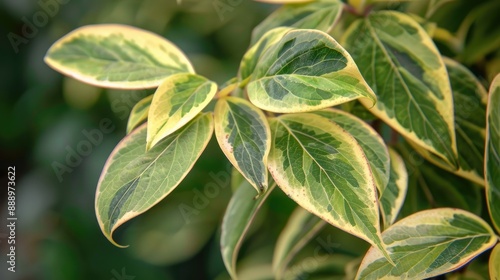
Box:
221;178;275;280
214;97;271;194
247;29;376;113
147;73;217;150
268;113;390;261
379;148;407;229
45;24;194;89
449;58;488;180
240;27;292;83
312;109;390;192
490;244;500;280
95;113;213;246
127;94;153;134
408;58;487;185
251;0;343;45
486;74;500;233
341;11;458;168
356;208;498;280
273;207;326;279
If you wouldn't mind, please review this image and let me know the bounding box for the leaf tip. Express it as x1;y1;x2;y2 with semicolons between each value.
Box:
376;241;395;266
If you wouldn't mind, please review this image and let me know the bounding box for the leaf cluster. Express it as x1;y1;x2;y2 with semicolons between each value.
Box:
44;0;500;278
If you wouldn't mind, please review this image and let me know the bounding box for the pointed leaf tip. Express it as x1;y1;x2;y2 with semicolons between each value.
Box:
214;97;271;194
96;114;213;246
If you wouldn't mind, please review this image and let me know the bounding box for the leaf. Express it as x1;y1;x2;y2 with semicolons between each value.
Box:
284;253;355;280
240;27;292;83
458;1;500;65
408;58;487;185
356;208;498;280
95;113;213;247
221;180;275;279
247;29;376;113
398;142;483;217
147;73;217;150
214;97;271;194
486;74;500;233
490;244;500;280
45;24;194;89
251;0;343;45
273;207;326;279
341;11;458;168
268;113;390;262
311;109;390;192
127;95;153;134
449;59;488;177
421;0;457;18
379;148;408;229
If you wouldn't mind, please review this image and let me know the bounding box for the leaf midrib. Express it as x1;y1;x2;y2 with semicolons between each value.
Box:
277;118;376;235
364;233;491;277
105;120;199;230
226;100;264;187
153;80;211;140
364;18;454;162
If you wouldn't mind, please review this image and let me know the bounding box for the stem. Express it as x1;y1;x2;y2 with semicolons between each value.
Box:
215;82;237;99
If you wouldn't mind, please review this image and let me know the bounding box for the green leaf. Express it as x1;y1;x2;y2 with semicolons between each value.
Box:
95;113;213;247
449;59;488;177
45;24;194;89
251;0;343;45
147;73;217;150
379;148;408;229
127;95;153;134
240;27;292;83
284;253;355;280
221;180;275;280
398;142;482;217
247;29;376;113
214;97;271;194
458;1;500;65
486;74;500;233
342;11;458;168
356;208;498;280
423;0;456;18
311;109;390;192
268;113;390;262
273;207;326;279
490;244;500;280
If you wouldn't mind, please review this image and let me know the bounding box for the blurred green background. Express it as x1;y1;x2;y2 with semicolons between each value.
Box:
0;0;280;279
2;0;500;279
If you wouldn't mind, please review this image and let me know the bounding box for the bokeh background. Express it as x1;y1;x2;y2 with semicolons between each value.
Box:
1;0;500;279
0;0;280;279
